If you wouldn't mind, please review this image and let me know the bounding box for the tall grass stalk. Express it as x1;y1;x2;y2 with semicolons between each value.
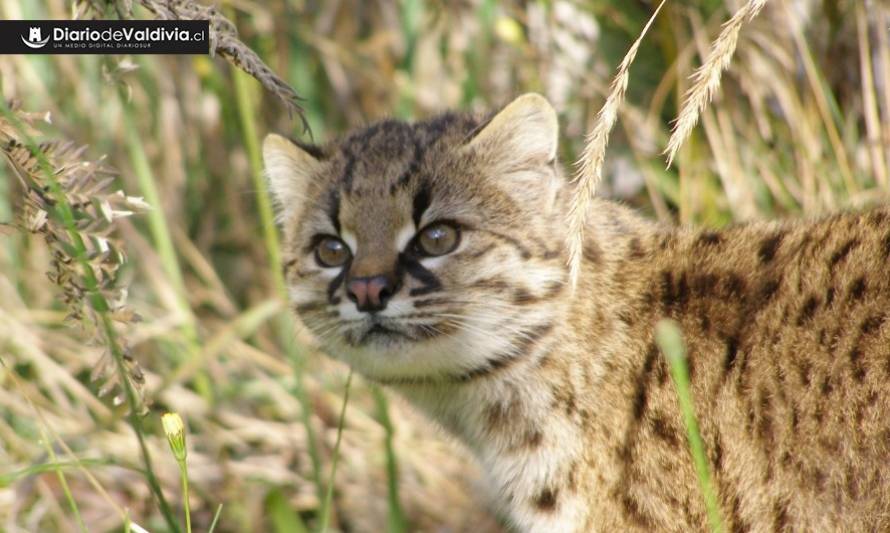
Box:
372;387;408;533
115;80;214;401
655;320;723;533
319;370;353;533
37;414;88;532
231;67;325;503
0;100;181;533
567;0;667;288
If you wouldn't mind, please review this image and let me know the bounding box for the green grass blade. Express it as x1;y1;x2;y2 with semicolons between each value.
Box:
655;319;724;533
372;387;408;533
319;370;353;533
231;65;325;505
208;504;224;533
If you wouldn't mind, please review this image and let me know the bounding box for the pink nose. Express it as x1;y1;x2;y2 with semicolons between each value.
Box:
346;275;395;312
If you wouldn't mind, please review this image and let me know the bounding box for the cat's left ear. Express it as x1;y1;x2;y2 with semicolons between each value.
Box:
263;134;323;220
464;93;558;166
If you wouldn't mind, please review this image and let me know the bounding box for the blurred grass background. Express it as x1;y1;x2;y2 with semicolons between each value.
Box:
1;0;889;531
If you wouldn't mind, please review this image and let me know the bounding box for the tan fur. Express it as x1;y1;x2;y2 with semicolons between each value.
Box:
264;94;890;532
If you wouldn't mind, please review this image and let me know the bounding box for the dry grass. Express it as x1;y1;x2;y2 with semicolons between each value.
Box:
566;0;666;288
2;0;889;531
664;0;767;167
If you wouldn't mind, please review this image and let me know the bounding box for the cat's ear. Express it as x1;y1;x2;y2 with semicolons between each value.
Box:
465;93;558;165
263;134;322;218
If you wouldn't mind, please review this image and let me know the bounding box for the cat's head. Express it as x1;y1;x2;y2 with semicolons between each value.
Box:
264;94;569;383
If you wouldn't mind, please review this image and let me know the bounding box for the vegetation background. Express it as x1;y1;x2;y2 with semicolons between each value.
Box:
1;0;888;531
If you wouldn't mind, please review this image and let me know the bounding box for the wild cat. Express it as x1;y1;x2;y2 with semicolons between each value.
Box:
262;94;890;532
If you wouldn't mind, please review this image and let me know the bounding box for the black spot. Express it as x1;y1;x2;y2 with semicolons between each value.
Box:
632;346;658;420
860;314;885;335
628;237;645;259
660;270;689;310
772;500;790;531
796;295;820;326
533;488;558;512
583;241;603;264
650;414;680;447
829;238;859;269
848;276;867;302
758;278;781;303
696;231;722;247
825;286;836;306
820;376;833;396
691;273;719;296
798;360;811;387
758;233;784;263
849;347;866;382
882;232;890;259
724;336;740;375
723;274;746;298
621;495;653;527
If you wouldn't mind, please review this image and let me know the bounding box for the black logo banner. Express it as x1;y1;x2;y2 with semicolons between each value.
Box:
0;20;209;54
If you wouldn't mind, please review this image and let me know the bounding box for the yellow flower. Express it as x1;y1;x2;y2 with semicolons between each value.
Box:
161;412;187;462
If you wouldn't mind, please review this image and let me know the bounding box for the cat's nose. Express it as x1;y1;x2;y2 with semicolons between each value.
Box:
346;275;396;312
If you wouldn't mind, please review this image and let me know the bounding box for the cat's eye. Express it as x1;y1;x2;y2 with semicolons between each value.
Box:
415;222;460;257
314;237;351;267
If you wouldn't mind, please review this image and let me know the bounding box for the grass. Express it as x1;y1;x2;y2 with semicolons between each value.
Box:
2;0;889;531
656;320;723;533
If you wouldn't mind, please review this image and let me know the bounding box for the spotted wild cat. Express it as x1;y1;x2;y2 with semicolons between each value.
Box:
263;94;890;532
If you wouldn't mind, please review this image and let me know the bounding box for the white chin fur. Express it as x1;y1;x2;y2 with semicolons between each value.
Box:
324;324;511;381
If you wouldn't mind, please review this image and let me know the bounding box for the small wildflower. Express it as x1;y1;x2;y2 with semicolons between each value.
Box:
162;412;187;462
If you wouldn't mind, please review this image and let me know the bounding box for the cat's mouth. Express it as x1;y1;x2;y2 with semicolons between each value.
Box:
354;320;411;346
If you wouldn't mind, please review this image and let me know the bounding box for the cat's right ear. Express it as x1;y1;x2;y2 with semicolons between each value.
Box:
262;134;322;219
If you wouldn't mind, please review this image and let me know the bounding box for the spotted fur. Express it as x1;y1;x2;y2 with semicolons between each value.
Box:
265;94;890;532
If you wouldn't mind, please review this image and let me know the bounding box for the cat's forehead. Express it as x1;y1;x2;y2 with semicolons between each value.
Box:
320;112;483;196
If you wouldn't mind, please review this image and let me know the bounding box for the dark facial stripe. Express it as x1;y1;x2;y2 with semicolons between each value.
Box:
477;229;532;259
327;265;348;303
393;138;424;194
340;150;357;193
454;323;554;382
377;323;553;386
327;188;341;234
399;253;442;296
412;183;431;227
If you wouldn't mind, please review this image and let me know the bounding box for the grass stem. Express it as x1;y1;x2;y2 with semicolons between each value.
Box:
0;99;181;533
655;319;723;533
319;370;353;533
231;65;326;504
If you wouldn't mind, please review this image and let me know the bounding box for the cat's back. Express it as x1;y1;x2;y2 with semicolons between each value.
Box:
589;205;890;531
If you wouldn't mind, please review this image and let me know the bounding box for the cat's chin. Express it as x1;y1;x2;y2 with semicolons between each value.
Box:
323;332;481;384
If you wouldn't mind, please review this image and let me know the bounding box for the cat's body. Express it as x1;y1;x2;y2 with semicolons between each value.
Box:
263;94;890;532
